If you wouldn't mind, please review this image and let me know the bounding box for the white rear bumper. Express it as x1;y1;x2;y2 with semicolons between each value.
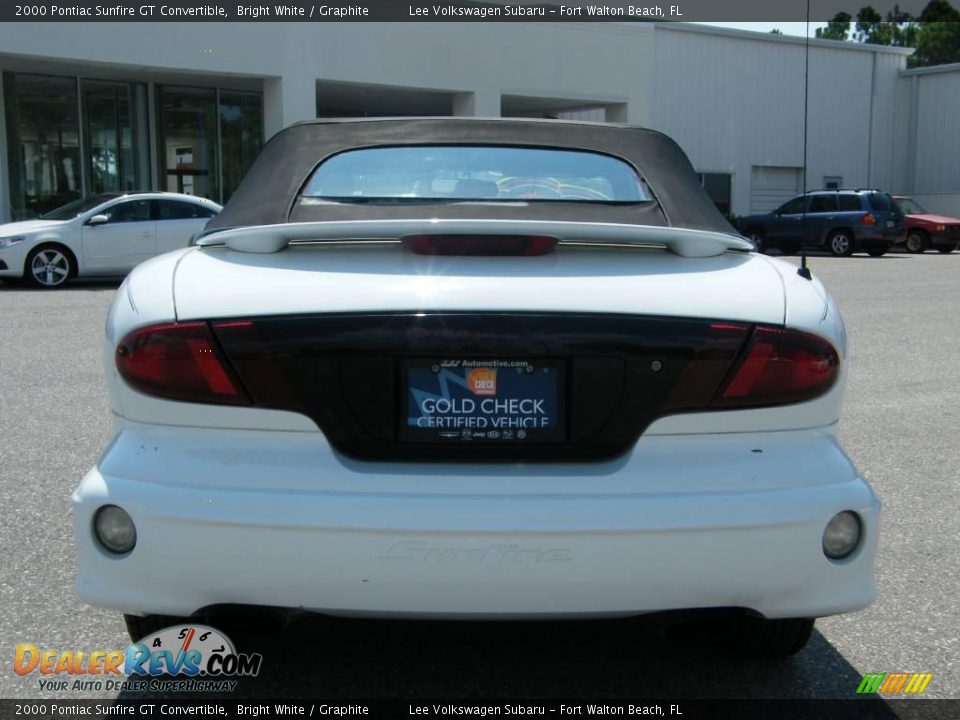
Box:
73;425;879;620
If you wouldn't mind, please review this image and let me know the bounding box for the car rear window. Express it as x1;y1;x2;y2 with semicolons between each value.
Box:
302;146;651;203
838;195;862;212
868;193;894;212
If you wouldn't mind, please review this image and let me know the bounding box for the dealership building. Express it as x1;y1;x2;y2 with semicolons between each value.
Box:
1;21;959;223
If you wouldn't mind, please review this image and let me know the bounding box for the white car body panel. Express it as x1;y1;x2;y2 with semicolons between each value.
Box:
105;244;847;438
74;421;878;619
0;219;66;235
81;219;156;273
172;245;786;325
74;230;878;623
157;218;206;254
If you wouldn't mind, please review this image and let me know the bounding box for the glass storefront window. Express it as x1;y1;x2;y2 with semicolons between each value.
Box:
82;80;149;195
219;91;263;203
157;86;219;201
4;75;262;218
4;73;81;219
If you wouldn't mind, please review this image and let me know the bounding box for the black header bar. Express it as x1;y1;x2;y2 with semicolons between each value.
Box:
0;699;958;720
0;0;937;23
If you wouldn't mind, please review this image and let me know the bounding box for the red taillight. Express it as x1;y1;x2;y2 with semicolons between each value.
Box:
116;322;249;405
402;234;558;256
711;326;839;408
860;213;876;225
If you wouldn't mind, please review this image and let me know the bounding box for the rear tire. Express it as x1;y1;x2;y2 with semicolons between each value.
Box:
124;613;194;643
938;244;957;254
720;616;815;658
827;230;854;257
905;230;928;254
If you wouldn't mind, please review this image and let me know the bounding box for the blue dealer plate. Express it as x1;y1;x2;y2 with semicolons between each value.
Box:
401;359;565;444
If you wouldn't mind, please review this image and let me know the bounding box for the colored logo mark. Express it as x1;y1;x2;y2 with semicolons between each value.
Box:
467;367;497;396
856;673;933;695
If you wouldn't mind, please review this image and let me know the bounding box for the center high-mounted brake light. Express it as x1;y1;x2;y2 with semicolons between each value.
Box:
402;234;558;256
116;322;250;405
710;326;840;408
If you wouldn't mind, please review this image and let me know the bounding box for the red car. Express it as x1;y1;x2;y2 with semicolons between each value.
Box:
893;195;960;254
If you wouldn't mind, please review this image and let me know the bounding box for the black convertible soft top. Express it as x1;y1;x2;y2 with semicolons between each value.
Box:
206;117;732;235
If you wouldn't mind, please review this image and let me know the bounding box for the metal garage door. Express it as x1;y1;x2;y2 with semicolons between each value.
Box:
750;166;802;213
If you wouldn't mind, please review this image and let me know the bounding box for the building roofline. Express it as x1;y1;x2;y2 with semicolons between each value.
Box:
654;22;915;55
900;61;960;76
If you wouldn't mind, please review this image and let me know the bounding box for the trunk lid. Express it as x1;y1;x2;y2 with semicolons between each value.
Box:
173;244;784;324
168;243;788;462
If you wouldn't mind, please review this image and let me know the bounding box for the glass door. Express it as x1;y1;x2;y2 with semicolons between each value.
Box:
219;91;263;203
157;86;219;201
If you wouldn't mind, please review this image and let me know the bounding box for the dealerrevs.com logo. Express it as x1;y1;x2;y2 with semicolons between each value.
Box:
15;624;263;693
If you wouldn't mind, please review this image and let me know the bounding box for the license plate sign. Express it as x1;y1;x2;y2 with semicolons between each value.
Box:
401;359;564;444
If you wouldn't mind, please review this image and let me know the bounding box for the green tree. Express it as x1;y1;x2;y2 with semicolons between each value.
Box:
818;1;959;66
854;5;886;43
816;12;852;40
910;0;960;65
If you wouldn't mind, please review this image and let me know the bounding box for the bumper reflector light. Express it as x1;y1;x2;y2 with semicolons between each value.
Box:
94;505;137;554
823;511;862;560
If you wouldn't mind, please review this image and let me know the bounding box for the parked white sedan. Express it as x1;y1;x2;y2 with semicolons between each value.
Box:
74;119;879;658
0;192;221;288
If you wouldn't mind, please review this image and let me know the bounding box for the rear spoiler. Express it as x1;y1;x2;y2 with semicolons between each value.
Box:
195;219;753;258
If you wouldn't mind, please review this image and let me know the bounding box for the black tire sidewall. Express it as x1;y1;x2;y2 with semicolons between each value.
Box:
905;231;928;253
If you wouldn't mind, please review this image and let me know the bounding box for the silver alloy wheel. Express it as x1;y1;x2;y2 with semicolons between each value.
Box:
30;249;71;287
830;233;851;256
905;232;926;253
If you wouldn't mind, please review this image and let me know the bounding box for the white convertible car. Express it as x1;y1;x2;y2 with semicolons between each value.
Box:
74;119;879;657
0;192;221;288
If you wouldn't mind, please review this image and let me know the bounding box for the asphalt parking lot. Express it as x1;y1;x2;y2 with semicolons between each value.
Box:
1;251;958;701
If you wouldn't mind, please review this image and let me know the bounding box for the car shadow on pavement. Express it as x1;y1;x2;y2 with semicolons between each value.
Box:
115;613;899;706
772;253;911;261
0;278;122;292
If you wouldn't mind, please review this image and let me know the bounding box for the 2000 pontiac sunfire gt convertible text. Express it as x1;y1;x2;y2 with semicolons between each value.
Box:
74;119;879;658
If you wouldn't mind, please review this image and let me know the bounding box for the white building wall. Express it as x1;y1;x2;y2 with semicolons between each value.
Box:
908;64;960;194
0;21;657;220
651;25;909;216
0;21;652;131
0;21;953;223
910;193;960;216
888;60;916;196
868;50;908;192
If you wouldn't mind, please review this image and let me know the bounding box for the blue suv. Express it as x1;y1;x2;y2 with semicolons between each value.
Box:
737;190;905;257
